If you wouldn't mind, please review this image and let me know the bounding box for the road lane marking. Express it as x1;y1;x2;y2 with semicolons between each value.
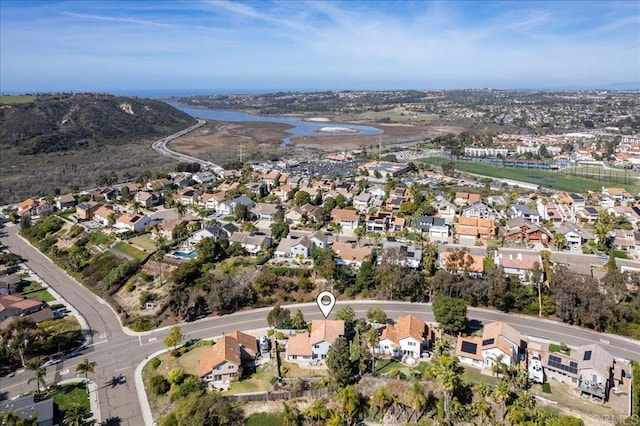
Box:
115;366;130;372
86;340;108;348
148;337;157;343
60;369;69;375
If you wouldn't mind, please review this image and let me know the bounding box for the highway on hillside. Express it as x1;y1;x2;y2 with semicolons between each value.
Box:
150;119;220;172
1;224;639;425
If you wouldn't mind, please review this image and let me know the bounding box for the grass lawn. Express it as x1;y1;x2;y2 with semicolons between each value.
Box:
90;231;112;246
548;343;571;356
27;289;55;303
421;157;639;192
462;366;499;386
39;316;81;334
112;241;149;262
52;383;90;412
245;412;285;426
222;215;236;222
0;95;37;104
374;359;403;375
20;281;55;302
128;235;158;252
223;361;278;395
282;361;329;379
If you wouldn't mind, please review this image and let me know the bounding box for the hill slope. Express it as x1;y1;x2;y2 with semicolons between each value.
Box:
0;93;196;154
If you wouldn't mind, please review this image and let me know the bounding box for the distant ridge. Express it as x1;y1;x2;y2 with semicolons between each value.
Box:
0;93;197;155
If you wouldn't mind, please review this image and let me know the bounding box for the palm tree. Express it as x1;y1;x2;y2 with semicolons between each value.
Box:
2;407;35;425
472;383;493;423
75;357;96;383
154;235;168;286
132;201;141;215
491;380;511;421
553;231;567;251
427;354;462;422
63;405;90;426
335;385;365;425
175;202;187;219
304;399;331;425
407;380;428;422
364;327;379;372
487;353;509;378
282;402;300;426
369;387;393;419
26;358;46;396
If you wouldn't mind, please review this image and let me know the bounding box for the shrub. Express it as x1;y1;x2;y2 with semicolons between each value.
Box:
167;367;186;385
542;383;551;393
150;357;161;370
139;291;156;306
149;375;170;395
124;282;136;292
170;375;204;401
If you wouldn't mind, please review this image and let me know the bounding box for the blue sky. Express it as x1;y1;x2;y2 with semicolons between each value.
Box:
1;0;639;93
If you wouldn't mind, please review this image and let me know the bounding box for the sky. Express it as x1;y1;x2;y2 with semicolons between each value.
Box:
1;0;639;94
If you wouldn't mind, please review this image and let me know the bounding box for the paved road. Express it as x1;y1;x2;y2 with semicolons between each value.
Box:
2;224;639;425
150;119;222;173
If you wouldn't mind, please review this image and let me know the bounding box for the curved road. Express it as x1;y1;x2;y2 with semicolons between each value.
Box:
2;225;639;425
150;119;223;173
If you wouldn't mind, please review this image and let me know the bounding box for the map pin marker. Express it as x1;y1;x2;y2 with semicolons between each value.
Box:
316;291;336;319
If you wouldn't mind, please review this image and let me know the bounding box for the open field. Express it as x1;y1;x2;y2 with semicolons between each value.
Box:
112;241;149;262
421;157;640;192
0;95;37;104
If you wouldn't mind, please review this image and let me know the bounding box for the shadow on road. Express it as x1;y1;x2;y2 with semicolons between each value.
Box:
101;416;122;426
103;374;126;389
0;391;9;402
466;319;484;333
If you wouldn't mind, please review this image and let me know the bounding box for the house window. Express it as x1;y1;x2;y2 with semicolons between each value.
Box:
314;344;320;349
407;341;416;346
228;365;234;370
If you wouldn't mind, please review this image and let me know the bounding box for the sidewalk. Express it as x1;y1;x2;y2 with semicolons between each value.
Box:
57;378;102;425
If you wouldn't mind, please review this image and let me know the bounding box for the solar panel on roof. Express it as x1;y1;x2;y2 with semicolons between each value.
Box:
548;354;578;374
585;207;598;214
482;338;495;346
461;341;478;354
583;350;592;361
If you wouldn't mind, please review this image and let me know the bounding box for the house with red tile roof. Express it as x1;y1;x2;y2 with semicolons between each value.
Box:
286;320;344;362
377;315;429;359
199;331;257;390
332;242;373;269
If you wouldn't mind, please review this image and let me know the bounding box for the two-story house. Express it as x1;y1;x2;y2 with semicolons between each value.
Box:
377;315;428;359
199;331;257;390
457;321;523;371
286;320;345;362
330;209;360;231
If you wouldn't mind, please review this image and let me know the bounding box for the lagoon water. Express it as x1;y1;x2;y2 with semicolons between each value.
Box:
172;103;382;145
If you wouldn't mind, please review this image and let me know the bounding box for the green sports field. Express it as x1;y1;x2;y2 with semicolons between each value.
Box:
421;157;639;193
0;95;37;104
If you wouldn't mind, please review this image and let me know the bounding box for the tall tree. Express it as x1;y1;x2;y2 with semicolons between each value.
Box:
26;358;46;395
492;380;512;421
163;326;184;350
75;357;96;383
432;295;467;335
407;380;428;422
327;337;360;386
427;354;463;422
335;385;366;426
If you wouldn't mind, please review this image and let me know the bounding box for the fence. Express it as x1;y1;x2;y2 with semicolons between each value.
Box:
221;387;331;403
